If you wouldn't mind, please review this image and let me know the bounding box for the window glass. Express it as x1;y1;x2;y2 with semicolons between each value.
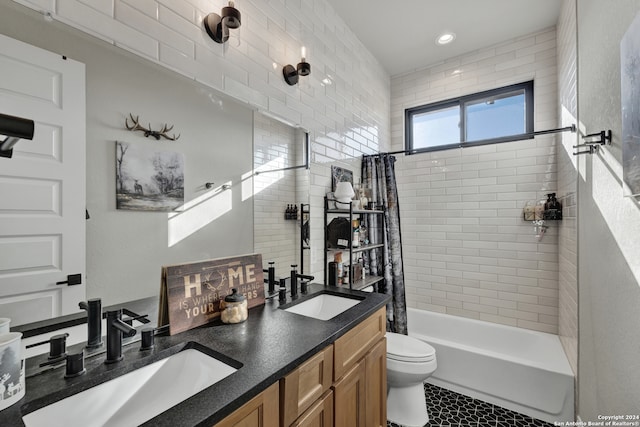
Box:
405;81;533;153
465;91;526;141
412;105;460;150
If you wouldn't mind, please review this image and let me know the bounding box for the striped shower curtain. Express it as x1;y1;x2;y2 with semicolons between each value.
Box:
362;154;408;335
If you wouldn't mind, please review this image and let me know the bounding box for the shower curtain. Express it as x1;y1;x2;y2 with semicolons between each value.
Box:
362;154;408;334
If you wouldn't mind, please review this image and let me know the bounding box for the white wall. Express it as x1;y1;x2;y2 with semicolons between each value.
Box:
391;28;561;333
575;0;640;419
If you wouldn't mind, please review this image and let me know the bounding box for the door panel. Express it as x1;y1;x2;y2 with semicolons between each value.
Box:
0;34;86;325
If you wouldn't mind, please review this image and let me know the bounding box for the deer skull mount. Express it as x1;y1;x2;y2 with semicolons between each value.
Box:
125;114;180;141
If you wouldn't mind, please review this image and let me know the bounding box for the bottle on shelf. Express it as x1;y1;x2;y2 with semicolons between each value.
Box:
335;252;343;285
523;201;535;221
543;193;562;220
534;199;545;220
352;219;360;248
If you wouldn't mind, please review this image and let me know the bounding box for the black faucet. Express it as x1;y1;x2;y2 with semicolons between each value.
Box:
290;265;315;298
78;298;102;349
263;261;277;296
105;309;137;364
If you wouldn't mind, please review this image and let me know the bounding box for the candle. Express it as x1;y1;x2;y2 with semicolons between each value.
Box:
301;46;306;61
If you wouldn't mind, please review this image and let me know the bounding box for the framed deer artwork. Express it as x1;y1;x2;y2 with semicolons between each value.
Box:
115;141;185;212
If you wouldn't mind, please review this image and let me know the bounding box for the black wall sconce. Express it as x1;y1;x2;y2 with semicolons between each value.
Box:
283;47;311;86
204;1;241;44
0;113;35;159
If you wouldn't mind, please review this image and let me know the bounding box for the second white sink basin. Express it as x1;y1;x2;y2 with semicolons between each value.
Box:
284;294;361;320
22;346;238;427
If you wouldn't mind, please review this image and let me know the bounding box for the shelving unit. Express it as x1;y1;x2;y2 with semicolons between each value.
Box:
324;196;385;291
299;203;310;275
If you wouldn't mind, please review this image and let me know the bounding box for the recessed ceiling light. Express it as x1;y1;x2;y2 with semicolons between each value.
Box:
436;32;456;46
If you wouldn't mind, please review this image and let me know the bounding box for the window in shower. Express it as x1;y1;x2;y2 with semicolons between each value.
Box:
405;81;534;153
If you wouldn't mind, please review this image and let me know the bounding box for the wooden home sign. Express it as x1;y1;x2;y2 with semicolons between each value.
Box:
158;254;265;335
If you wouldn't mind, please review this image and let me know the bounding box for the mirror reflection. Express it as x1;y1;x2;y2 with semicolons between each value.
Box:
0;2;309;326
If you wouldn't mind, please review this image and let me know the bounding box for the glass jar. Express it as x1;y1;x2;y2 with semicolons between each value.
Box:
220;288;248;324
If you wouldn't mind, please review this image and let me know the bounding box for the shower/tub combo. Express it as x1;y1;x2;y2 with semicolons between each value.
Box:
407;307;575;423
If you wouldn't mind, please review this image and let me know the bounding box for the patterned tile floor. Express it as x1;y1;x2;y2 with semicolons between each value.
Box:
387;383;556;427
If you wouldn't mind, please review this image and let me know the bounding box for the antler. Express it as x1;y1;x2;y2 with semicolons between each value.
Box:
125;113;150;134
156;124;181;141
125;113;180;141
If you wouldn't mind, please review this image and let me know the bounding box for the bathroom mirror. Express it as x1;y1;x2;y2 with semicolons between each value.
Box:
253;112;311;277
0;1;310;324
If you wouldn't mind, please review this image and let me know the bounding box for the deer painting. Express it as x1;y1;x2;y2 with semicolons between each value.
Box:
134;180;143;195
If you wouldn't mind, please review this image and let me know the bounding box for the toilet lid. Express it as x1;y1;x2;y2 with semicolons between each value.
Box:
386;332;436;363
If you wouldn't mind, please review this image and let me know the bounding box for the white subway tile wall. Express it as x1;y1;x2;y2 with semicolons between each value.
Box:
391;28;561;334
556;0;578;375
13;0;390;161
253;112;298;270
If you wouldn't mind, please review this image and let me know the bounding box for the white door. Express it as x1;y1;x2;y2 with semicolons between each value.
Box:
0;34;86;326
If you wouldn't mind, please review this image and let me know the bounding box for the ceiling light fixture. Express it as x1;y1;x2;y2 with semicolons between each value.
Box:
436;32;456;45
283;46;311;86
203;1;241;44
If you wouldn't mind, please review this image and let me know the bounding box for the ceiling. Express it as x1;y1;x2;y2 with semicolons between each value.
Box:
325;0;562;77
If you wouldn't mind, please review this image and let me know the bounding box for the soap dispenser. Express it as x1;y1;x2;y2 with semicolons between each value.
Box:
545;193;562;220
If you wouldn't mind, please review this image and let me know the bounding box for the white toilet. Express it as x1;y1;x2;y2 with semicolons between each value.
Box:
386;332;437;427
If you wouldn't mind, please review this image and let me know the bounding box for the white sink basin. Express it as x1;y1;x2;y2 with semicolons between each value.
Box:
284;294;361;320
22;347;238;427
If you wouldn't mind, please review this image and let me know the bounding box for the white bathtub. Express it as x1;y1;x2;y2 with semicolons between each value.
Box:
407;307;574;423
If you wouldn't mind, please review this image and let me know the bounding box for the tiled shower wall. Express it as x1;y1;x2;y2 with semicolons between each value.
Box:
556;0;578;375
253;113;298;271
390;28;560;333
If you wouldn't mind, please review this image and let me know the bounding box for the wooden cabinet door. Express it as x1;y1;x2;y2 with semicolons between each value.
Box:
332;360;366;427
333;307;385;381
365;337;387;427
281;345;333;426
214;382;279;427
290;390;333;427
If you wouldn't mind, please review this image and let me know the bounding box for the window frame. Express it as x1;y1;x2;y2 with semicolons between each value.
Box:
404;81;534;154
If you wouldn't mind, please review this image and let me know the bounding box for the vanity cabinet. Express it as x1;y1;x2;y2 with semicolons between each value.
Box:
215;307;386;427
280;345;334;426
365;337;387;427
213;382;279;427
333;359;366;426
290;390;334;427
332;306;386;427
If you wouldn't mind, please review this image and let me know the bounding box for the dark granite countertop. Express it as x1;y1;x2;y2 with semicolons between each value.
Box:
1;284;390;426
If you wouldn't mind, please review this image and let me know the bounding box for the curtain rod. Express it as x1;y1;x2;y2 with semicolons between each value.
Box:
366;124;577;158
